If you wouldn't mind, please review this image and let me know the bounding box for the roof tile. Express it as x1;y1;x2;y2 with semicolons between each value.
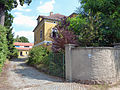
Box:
14;42;34;46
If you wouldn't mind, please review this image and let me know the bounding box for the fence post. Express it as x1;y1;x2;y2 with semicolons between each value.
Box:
65;44;75;82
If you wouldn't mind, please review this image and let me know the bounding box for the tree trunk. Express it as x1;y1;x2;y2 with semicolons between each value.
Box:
0;4;5;26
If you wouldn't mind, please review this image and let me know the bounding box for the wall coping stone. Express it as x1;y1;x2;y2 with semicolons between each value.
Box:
72;47;120;50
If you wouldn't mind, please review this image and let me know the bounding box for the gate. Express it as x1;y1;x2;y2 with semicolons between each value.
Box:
48;53;65;78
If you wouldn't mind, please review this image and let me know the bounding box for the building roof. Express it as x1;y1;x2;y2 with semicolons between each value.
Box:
15;47;32;51
68;13;78;18
38;13;66;21
14;42;34;46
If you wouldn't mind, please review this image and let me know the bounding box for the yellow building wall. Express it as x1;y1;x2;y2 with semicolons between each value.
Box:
44;20;57;41
34;13;77;49
34;20;44;45
34;19;58;48
18;50;29;56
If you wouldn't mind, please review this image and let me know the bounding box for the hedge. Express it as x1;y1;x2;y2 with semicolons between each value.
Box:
0;25;8;72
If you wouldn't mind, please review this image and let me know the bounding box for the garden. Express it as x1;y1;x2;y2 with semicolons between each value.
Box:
27;0;120;78
27;46;65;78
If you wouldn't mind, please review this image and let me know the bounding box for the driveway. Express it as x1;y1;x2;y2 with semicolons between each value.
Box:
5;58;89;90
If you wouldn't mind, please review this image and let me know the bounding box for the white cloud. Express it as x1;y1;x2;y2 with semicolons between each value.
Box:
40;1;43;4
13;12;37;27
25;9;31;12
37;0;55;13
14;31;34;43
14;12;22;16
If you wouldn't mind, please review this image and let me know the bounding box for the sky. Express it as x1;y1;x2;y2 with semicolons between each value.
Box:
11;0;80;43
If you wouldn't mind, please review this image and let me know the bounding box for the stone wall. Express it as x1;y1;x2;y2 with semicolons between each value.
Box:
65;44;120;84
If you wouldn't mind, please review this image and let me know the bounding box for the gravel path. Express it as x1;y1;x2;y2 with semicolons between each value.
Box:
7;58;89;90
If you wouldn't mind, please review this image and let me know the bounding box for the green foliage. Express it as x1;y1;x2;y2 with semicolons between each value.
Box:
6;28;18;59
49;52;65;78
0;25;8;72
28;46;49;66
15;35;29;43
69;0;120;46
68;12;104;46
0;0;32;11
28;46;65;78
4;12;14;29
15;35;21;42
19;36;29;43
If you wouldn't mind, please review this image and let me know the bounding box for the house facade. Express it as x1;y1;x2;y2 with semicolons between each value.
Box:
33;12;66;47
33;12;77;48
14;42;34;57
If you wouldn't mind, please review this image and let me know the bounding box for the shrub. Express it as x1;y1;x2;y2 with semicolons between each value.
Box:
27;46;50;66
28;46;65;78
48;52;65;78
0;25;8;72
52;18;78;52
8;48;18;60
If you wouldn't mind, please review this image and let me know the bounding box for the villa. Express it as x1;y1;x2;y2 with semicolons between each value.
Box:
14;42;34;57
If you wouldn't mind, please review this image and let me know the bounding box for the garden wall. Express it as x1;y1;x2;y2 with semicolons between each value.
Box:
65;44;120;84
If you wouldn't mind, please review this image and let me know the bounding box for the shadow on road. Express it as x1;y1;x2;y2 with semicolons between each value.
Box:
12;58;63;83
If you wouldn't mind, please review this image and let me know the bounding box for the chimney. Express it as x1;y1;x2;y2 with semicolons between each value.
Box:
50;12;53;16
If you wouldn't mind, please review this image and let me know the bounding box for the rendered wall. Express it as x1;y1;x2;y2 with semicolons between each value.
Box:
65;44;120;84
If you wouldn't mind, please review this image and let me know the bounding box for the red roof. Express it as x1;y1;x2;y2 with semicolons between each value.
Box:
14;42;34;46
39;13;66;21
15;47;32;50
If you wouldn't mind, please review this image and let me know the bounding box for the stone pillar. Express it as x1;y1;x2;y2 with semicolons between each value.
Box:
114;43;120;81
65;44;75;82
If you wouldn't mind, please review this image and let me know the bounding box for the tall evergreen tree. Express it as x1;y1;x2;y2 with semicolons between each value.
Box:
5;12;18;59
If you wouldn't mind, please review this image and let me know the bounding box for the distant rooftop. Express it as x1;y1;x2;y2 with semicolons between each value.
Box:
14;42;34;46
38;12;66;21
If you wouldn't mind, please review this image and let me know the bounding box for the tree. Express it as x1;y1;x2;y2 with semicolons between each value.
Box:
0;0;32;26
52;18;78;52
19;36;29;43
6;28;18;59
71;0;120;46
68;12;104;46
15;36;29;43
2;11;18;59
4;12;14;29
15;35;21;42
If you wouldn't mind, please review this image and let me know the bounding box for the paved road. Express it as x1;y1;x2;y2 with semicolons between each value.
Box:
6;58;88;90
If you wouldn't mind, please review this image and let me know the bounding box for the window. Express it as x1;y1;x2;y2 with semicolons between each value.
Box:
40;30;42;40
53;21;56;23
46;42;50;46
51;28;58;38
35;35;36;42
24;46;29;48
15;46;20;47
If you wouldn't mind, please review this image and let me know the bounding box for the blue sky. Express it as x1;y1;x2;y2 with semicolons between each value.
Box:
11;0;80;43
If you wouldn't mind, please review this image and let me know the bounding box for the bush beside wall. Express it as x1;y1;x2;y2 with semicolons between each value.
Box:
0;25;8;72
28;46;65;78
28;46;50;66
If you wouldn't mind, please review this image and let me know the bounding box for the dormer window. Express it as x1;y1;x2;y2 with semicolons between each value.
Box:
51;28;58;38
